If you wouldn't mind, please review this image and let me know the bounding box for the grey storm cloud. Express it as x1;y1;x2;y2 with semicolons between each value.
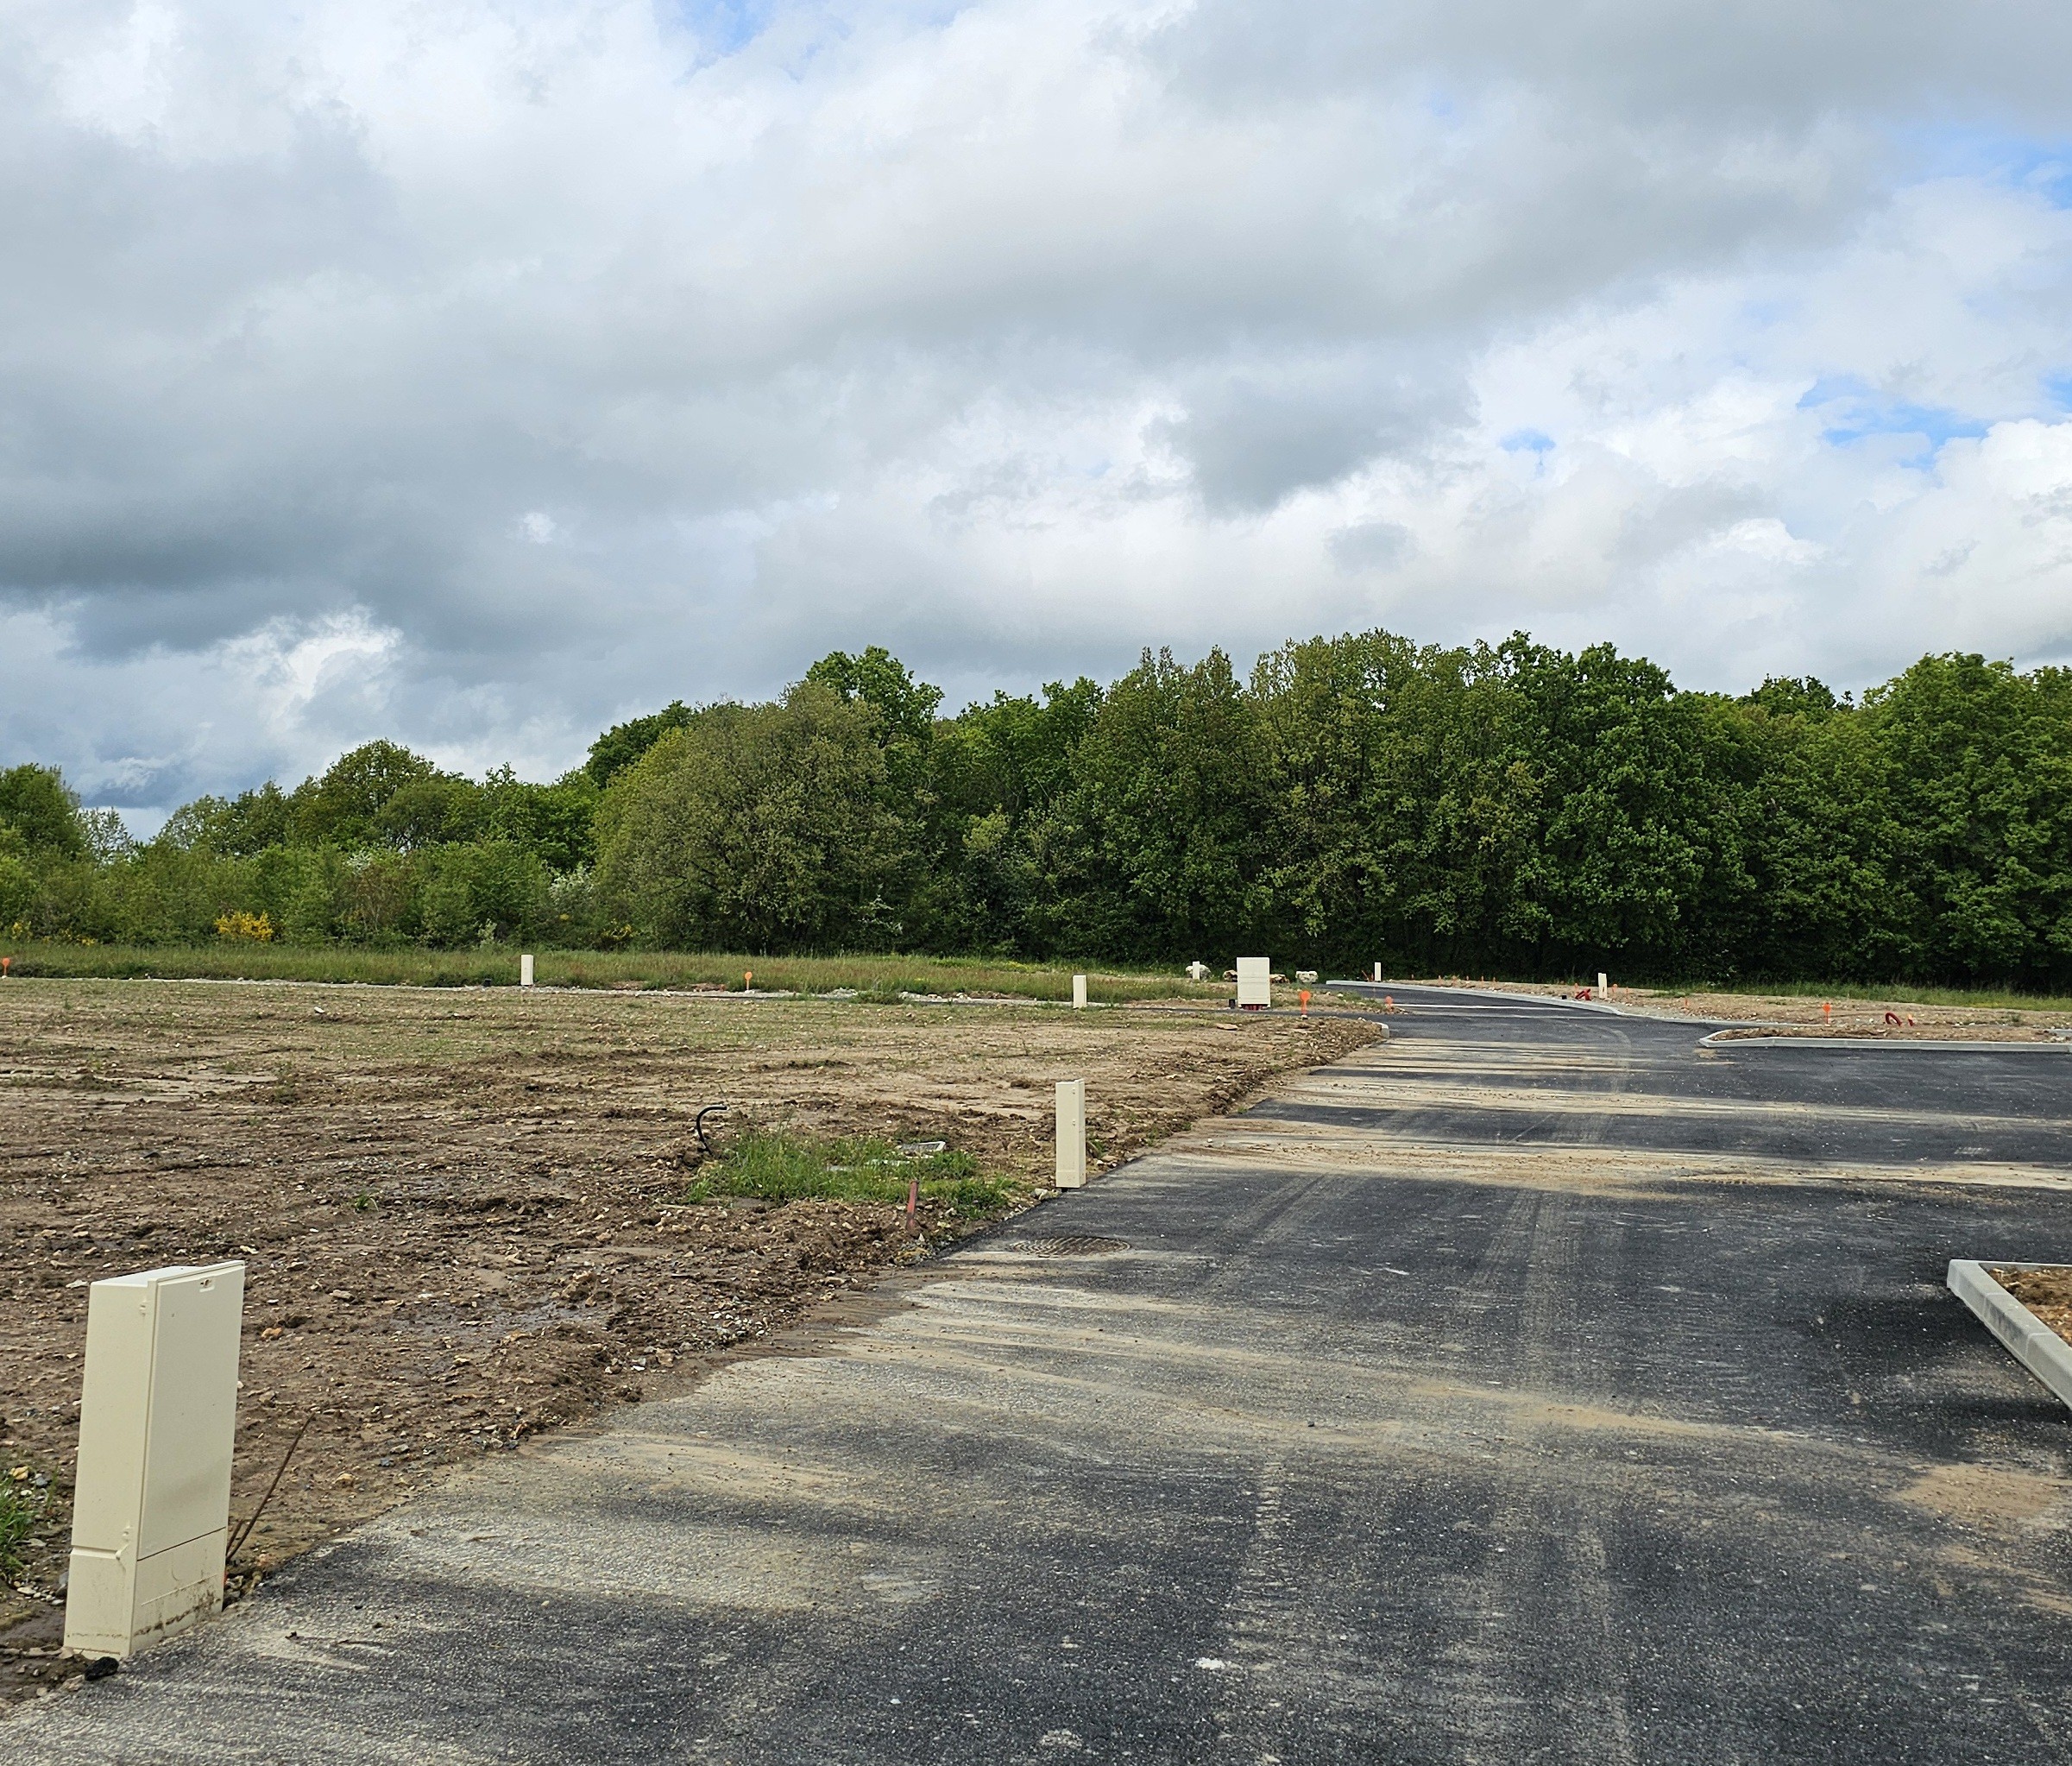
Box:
3;0;2072;820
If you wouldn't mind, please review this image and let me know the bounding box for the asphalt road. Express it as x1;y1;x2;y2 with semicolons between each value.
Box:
14;984;2072;1763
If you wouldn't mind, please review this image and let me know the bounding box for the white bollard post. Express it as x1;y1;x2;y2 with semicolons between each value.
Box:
1373;962;1382;983
1055;1080;1086;1189
520;953;534;988
65;1262;245;1661
1597;971;1609;998
1071;974;1087;1010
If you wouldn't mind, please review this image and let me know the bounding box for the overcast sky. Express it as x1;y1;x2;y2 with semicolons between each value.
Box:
7;0;2072;820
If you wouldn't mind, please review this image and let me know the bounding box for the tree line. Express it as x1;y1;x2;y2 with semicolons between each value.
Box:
3;631;2069;987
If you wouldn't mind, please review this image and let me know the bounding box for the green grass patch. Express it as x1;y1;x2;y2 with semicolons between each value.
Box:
1672;979;2072;1015
685;1131;1016;1219
0;942;1217;1004
0;1485;37;1583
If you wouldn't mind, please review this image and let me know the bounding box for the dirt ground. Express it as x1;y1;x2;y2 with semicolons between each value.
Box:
1399;977;2072;1041
0;980;1382;1698
1993;1266;2072;1348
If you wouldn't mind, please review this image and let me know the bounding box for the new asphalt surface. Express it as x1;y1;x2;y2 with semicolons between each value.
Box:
13;983;2072;1763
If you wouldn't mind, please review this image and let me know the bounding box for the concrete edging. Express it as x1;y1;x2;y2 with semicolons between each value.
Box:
1948;1258;2072;1411
1702;1031;2072;1052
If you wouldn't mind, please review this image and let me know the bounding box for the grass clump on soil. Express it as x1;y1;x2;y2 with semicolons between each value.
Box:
0;941;1216;1004
0;1485;37;1583
686;1131;1014;1219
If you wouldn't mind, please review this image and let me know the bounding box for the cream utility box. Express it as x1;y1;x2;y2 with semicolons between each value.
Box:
1055;1080;1087;1189
64;1262;245;1660
1235;956;1272;1009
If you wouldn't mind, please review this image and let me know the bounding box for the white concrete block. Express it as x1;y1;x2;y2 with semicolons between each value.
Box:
1236;957;1271;1009
1186;962;1209;982
1055;1080;1086;1189
1071;974;1088;1010
65;1262;245;1661
520;954;534;988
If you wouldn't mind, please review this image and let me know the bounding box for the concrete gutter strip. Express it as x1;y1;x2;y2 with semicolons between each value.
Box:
1701;1031;2072;1052
1948;1259;2072;1411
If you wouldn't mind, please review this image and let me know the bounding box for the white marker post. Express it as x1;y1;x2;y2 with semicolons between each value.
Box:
1055;1080;1086;1189
1597;971;1609;998
1236;957;1271;1010
1373;962;1382;983
520;953;535;988
65;1263;245;1661
1071;974;1088;1010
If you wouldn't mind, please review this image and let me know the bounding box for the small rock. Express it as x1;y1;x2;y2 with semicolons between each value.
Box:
334;1472;357;1489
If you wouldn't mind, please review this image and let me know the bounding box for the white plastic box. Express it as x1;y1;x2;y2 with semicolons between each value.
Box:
1071;974;1087;1010
1055;1080;1086;1189
520;953;535;987
1236;956;1271;1009
65;1262;245;1660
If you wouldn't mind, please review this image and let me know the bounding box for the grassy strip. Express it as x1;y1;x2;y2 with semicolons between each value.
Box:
1666;979;2072;1015
683;1131;1017;1219
0;942;1217;1003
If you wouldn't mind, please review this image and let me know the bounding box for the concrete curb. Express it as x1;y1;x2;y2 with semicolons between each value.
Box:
1702;1031;2072;1052
1948;1259;2072;1410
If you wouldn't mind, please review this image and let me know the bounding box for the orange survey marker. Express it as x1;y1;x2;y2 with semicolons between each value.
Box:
1299;988;1311;1016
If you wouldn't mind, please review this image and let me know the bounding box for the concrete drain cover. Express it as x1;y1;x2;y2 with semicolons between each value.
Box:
1021;1235;1129;1257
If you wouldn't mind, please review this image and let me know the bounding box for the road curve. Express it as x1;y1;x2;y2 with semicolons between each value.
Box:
13;982;2072;1763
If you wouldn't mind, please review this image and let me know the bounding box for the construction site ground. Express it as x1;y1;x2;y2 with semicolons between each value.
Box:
0;978;1381;1698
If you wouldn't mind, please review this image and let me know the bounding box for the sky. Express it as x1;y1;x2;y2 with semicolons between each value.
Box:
6;0;2072;823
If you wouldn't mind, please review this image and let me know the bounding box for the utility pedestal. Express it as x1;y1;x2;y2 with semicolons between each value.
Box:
1055;1081;1086;1189
64;1263;245;1661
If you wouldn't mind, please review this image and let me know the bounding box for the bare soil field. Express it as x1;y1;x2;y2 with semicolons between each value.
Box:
0;979;1381;1698
1396;977;2072;1041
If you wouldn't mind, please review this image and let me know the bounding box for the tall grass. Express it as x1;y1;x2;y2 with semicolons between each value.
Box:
1673;979;2072;1015
0;940;1218;1002
684;1131;1015;1218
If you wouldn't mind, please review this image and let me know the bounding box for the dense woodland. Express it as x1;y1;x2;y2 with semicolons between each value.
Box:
3;632;2070;987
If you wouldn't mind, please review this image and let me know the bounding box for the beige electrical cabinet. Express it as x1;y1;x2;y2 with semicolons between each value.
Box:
1236;956;1272;1009
64;1262;245;1660
1055;1080;1086;1189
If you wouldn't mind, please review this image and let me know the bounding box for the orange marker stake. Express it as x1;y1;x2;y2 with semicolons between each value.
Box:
1823;1000;1831;1019
1299;988;1311;1017
1;956;9;978
744;970;753;992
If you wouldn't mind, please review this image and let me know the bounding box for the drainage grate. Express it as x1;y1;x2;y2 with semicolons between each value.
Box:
1019;1234;1129;1257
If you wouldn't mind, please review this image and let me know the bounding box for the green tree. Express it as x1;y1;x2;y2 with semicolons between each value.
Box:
595;684;910;951
585;702;693;790
0;765;85;858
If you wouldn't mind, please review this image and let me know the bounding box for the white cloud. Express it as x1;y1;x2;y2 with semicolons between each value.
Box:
2;0;2072;808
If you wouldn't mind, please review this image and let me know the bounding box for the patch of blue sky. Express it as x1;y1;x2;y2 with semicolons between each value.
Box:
662;0;777;57
1901;123;2072;208
1799;375;1987;453
2045;372;2072;412
1499;429;1554;455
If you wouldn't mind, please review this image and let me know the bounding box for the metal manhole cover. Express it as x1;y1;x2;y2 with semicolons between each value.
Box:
1020;1235;1129;1257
